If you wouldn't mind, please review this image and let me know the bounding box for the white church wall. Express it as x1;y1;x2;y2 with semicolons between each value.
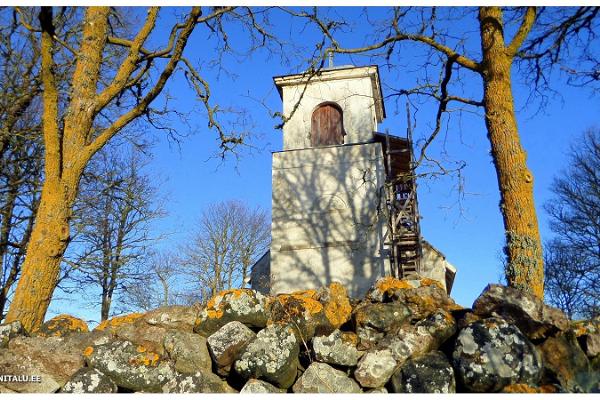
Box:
269;142;388;297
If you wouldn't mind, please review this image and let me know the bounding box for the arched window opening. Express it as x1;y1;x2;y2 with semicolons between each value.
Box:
311;103;345;147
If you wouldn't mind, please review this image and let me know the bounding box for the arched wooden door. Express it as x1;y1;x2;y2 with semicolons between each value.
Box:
311;103;345;147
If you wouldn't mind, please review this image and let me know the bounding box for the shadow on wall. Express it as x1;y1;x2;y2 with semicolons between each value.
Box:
254;139;389;298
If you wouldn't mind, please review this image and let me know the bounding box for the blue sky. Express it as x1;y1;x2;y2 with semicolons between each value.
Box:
49;7;600;323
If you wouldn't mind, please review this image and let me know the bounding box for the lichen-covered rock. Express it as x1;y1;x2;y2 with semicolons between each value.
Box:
366;276;459;319
163;330;212;374
378;309;456;366
353;302;411;347
0;335;87;393
61;367;117;393
207;321;256;371
539;332;591;392
501;383;561;393
312;329;362;366
452;317;542;392
389;351;455;393
84;340;176;392
162;371;236;393
35;314;89;338
102;320;172;356
0;320;25;348
315;282;353;329
142;305;199;332
472;284;569;340
234;323;299;389
94;312;145;333
194;289;269;336
574;319;600;358
354;348;396;388
0;349;61;393
293;362;362;393
240;379;285;393
268;287;347;340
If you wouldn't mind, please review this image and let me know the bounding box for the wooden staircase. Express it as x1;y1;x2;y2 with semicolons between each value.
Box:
378;111;423;279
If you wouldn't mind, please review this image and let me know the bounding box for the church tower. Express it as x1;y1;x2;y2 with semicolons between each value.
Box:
250;65;456;298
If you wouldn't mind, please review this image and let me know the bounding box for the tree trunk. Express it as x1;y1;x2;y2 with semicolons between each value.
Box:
479;7;544;298
4;183;75;330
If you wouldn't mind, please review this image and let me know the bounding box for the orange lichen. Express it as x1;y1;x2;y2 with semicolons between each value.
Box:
203;289;252;320
502;384;557;393
83;346;94;357
322;283;352;328
275;294;324;315
34;314;90;337
94;313;144;332
129;349;160;367
375;277;413;293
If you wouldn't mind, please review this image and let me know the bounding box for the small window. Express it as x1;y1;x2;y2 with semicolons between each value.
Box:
311;103;345;147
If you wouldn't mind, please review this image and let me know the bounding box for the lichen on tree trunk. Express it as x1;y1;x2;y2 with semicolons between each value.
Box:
479;7;544;298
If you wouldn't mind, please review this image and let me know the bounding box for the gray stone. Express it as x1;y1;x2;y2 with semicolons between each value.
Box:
61;367;117;393
163;330;212;374
354;348;397;388
234;323;299;389
207;321;256;369
312;329;362;366
353;302;411;347
390;351;455;393
162;371;236;393
377;310;455;367
472;284;569;340
0;321;25;348
367;387;388;393
194;289;269;336
293;362;362;393
84;339;177;392
452;317;542;392
240;379;285;393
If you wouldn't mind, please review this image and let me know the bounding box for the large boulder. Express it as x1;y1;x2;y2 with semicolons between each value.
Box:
268;283;351;340
162;371;236;393
312;329;362;367
0;335;88;393
452;317;542;392
293;362;362;393
194;289;269;336
141;305;199;332
538;331;591;392
84;339;177;392
207;321;256;372
240;379;285;393
378;309;456;366
354;348;397;388
233;323;299;389
0;320;25;348
94;312;145;333
574;319;600;358
353;302;411;347
366;276;459;319
163;330;212;374
389;351;455;393
35;314;89;338
61;367;117;393
472;284;569;340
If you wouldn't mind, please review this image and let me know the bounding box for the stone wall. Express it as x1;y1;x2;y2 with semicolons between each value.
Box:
1;278;599;393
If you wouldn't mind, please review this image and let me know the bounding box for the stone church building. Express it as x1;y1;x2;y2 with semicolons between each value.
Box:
250;65;456;298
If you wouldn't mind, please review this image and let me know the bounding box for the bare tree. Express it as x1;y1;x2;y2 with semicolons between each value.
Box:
180;200;270;303
289;6;600;298
3;5;312;331
123;251;187;312
544;128;600;319
60;144;163;321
